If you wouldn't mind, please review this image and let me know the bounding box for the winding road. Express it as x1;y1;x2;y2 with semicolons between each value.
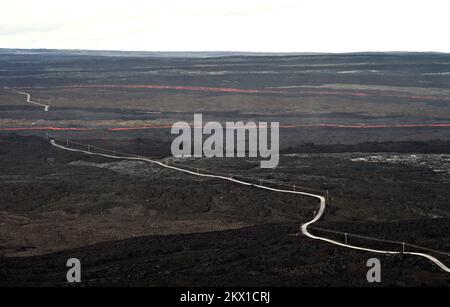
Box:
50;139;450;273
15;90;50;112
6;87;449;273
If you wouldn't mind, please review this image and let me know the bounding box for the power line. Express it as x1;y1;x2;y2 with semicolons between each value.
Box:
51;138;450;265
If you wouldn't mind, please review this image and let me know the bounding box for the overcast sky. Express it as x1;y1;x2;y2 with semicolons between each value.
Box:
1;0;449;52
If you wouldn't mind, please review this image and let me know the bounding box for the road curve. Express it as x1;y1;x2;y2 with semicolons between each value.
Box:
50;139;450;273
15;90;50;112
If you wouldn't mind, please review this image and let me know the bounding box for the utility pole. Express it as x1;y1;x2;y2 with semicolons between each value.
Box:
345;233;348;245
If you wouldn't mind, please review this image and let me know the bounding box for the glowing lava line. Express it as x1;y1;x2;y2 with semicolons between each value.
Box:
20;84;450;101
60;84;285;94
0;127;92;131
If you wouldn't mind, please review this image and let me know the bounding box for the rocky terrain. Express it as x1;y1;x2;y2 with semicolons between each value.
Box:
0;50;449;286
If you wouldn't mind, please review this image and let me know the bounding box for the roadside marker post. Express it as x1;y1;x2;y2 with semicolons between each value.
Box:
49;139;450;273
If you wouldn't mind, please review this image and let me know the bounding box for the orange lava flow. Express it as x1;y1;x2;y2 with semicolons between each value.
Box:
18;84;450;101
0;127;92;131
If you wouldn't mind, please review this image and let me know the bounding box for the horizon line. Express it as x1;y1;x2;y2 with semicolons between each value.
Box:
1;47;449;56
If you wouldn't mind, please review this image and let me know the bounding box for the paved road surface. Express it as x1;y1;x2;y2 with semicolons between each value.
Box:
15;90;50;111
50;139;450;273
